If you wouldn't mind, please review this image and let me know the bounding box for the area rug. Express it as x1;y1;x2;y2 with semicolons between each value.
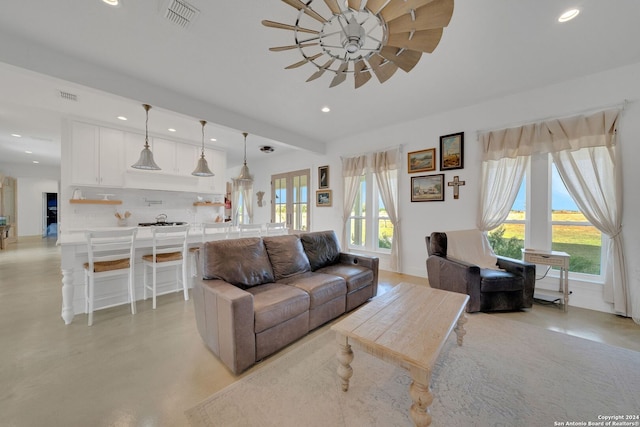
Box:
186;314;640;427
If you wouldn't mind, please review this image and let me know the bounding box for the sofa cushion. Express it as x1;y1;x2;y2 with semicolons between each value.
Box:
429;232;447;256
263;235;311;281
480;269;524;292
201;238;274;288
316;264;373;293
300;230;341;271
246;283;310;333
277;272;346;308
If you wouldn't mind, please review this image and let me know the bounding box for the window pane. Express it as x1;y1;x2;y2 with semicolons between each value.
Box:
377;218;393;249
551;164;601;275
488;177;525;259
349;218;366;247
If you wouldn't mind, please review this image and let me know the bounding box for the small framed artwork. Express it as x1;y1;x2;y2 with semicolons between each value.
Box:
440;132;464;170
407;148;436;173
411;174;445;202
316;189;332;207
318;165;329;189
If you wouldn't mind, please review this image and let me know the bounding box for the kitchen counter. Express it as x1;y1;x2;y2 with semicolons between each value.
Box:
57;225;241;324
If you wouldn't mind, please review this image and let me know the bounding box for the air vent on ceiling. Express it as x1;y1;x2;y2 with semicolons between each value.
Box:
260;146;275;153
59;91;78;102
163;0;200;29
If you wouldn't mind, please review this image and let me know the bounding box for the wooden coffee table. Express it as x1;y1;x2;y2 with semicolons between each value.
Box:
331;282;469;427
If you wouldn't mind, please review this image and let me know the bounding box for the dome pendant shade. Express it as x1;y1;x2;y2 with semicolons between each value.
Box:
132;146;161;170
192;155;214;177
236;132;253;182
132;104;161;170
192;120;214;177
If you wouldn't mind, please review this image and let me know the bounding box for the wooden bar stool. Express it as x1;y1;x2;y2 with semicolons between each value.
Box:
142;225;189;309
84;228;138;326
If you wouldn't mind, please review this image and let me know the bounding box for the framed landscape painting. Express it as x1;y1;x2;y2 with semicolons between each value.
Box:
411;174;445;202
407;148;436;173
440;132;464;170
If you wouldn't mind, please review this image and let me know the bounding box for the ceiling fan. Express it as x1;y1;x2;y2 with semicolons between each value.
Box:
262;0;454;89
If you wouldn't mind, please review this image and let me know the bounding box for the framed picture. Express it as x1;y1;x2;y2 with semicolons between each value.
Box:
411;174;445;202
440;132;464;170
318;165;329;189
407;148;436;173
316;189;332;207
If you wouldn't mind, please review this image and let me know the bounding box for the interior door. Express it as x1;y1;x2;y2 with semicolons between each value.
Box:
271;169;309;232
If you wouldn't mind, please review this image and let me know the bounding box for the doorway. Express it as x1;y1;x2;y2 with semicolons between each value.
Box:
44;192;58;237
271;169;310;233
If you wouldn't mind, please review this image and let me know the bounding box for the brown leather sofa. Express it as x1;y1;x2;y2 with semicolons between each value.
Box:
426;232;535;313
192;230;379;374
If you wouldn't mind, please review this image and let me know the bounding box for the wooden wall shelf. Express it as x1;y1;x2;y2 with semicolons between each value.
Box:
70;199;122;205
193;202;224;207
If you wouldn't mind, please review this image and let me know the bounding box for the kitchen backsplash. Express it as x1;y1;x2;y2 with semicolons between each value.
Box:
62;187;225;232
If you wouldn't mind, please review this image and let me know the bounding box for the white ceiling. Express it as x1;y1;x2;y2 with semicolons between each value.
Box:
1;0;640;169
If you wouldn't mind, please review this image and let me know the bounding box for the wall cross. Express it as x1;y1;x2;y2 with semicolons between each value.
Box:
447;175;466;199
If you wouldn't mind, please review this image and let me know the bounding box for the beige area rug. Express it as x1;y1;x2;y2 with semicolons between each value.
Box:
186;314;640;427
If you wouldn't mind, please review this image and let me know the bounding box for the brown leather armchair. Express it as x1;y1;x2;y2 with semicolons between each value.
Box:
425;232;536;312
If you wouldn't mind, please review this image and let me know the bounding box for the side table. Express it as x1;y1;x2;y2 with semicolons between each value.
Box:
522;249;570;311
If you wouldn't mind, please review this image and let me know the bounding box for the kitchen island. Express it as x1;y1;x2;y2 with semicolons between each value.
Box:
57;226;241;325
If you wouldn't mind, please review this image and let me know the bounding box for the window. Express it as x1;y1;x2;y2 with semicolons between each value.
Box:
489;155;603;277
347;171;395;253
271;169;310;232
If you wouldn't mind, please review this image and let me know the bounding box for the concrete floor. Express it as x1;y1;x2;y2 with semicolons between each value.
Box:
1;236;639;426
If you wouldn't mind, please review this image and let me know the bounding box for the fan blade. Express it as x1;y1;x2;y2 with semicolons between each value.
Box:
386;28;443;53
387;0;453;34
368;54;399;84
307;59;336;81
285;53;324;69
354;60;372;89
281;0;327;23
329;62;349;88
365;0;388;15
347;0;363;10
262;20;319;35
269;43;319;52
324;0;341;15
380;0;436;23
379;46;422;72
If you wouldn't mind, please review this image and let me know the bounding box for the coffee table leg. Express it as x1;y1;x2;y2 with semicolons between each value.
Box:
336;335;354;392
409;369;433;427
454;313;467;346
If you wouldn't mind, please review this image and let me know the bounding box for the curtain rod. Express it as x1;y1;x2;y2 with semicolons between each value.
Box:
475;99;631;140
340;144;403;161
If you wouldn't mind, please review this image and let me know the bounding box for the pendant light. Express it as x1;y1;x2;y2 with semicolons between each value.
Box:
131;104;161;170
236;132;253;182
191;120;214;177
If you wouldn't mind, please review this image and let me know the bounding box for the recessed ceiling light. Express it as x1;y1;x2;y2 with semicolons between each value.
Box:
25;150;32;154
102;0;120;6
558;8;580;22
117;116;128;121
32;160;39;164
321;106;331;113
210;138;217;142
11;134;22;138
168;128;176;132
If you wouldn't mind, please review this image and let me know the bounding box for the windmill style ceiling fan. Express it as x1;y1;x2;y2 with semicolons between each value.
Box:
262;0;454;88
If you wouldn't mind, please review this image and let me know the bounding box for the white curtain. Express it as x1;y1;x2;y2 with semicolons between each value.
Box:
341;155;367;249
477;156;527;231
373;148;401;271
232;179;253;225
479;109;632;320
552;145;629;317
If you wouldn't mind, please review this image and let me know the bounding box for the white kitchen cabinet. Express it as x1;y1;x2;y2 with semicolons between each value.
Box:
70;122;124;187
197;147;226;193
151;138;198;176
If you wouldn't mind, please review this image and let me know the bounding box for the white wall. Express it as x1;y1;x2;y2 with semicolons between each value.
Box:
245;62;640;315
